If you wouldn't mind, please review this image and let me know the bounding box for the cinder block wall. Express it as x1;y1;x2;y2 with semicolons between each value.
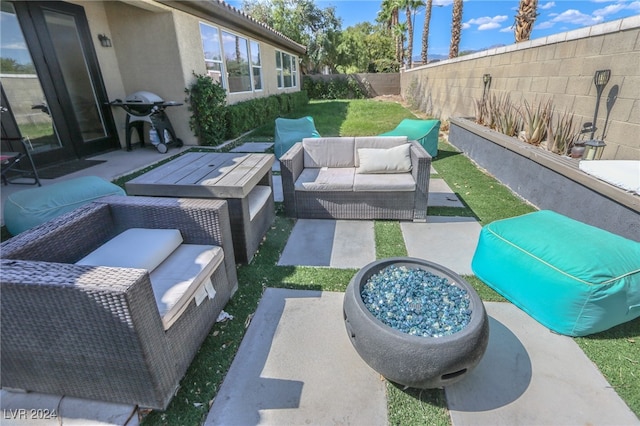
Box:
402;16;640;160
306;73;400;96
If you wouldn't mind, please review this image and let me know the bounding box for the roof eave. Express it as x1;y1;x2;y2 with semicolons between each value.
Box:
156;0;307;55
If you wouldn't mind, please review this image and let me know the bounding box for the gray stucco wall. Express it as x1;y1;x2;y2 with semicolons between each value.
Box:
402;16;640;161
81;0;303;148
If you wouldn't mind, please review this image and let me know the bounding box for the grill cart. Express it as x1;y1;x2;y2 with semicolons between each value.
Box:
110;91;183;153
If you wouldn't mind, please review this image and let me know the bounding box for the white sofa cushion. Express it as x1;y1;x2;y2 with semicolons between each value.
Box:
303;137;355;168
579;160;640;194
295;167;355;191
354;136;408;167
150;244;224;330
356;143;412;174
76;228;225;330
76;228;183;271
354;172;416;192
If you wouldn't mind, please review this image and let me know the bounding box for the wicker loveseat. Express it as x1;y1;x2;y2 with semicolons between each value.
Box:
280;136;431;221
0;196;238;410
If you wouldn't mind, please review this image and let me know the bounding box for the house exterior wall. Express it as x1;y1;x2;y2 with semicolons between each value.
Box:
401;16;640;160
73;0;302;148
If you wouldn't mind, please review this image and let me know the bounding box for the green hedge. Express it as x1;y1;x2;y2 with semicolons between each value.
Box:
224;91;309;140
302;75;369;100
186;72;309;146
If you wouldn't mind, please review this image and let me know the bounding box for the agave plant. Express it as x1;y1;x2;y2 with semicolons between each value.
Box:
520;99;552;146
474;97;486;125
484;93;501;130
495;95;522;137
546;108;579;155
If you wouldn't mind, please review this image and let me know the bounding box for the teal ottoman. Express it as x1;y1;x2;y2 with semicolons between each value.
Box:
472;210;640;336
380;119;440;157
4;176;125;236
275;116;321;159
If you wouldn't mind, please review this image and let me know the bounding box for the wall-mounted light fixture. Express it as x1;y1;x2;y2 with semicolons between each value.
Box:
590;69;610;139
482;74;492;101
97;34;112;48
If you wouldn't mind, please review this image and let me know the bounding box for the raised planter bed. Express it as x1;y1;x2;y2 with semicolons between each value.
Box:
449;117;640;241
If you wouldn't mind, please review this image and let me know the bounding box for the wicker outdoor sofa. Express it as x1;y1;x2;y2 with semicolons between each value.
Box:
0;196;238;410
280;136;431;221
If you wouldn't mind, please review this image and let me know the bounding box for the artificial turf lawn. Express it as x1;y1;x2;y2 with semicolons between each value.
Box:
67;99;640;425
3;99;635;424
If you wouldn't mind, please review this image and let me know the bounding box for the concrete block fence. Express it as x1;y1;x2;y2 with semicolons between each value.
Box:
401;16;640;160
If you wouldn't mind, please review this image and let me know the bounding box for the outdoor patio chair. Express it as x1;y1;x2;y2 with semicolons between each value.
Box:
1;137;40;186
274;116;320;159
0;196;238;410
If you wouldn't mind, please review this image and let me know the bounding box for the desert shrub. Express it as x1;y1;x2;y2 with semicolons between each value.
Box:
303;75;369;100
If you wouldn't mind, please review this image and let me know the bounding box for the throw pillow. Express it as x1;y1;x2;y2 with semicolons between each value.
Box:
357;143;412;174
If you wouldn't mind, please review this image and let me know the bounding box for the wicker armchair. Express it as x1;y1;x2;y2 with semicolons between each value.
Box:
0;196;238;409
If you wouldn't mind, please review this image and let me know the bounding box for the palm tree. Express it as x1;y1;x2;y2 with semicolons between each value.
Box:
402;0;425;69
421;0;433;64
393;22;408;65
515;0;538;42
449;0;463;58
378;0;402;65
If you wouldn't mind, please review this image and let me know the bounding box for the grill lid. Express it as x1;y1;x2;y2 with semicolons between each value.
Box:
125;91;164;104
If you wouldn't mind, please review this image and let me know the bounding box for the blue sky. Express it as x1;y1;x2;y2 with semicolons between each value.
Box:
229;0;640;59
318;0;640;57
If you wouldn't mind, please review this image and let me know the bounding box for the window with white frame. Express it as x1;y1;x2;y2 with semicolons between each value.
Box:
222;31;251;93
250;40;262;91
199;23;224;87
276;50;297;89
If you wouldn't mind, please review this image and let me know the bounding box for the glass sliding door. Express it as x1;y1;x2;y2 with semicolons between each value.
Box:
42;8;108;143
0;1;64;160
1;1;118;165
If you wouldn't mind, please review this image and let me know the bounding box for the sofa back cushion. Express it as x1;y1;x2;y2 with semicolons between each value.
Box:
303;137;355;168
354;136;408;167
76;228;183;272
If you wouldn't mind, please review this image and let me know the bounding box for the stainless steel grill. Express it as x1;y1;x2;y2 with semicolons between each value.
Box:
110;91;183;153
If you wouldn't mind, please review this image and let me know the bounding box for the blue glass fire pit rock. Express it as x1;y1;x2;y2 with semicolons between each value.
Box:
343;257;489;389
361;264;472;337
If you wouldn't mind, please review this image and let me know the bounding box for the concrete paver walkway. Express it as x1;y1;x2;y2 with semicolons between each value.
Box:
205;288;387;426
429;178;465;208
447;303;640;426
206;290;639;426
278;219;376;268
401;216;482;275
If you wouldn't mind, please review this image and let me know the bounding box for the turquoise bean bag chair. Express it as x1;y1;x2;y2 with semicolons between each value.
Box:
275;116;320;159
4;175;125;236
472;210;640;336
380;119;440;157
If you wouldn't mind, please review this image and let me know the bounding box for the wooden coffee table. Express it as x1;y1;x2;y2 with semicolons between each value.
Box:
126;151;275;263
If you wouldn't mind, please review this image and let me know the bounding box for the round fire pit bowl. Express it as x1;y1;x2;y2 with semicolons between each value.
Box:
343;257;489;389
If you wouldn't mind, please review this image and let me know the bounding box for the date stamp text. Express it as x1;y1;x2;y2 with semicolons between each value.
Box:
3;409;59;420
